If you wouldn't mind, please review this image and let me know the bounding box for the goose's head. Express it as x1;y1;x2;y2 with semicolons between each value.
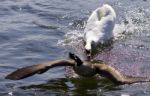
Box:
69;52;83;66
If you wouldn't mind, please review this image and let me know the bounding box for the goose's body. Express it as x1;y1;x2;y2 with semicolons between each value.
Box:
6;53;150;84
84;4;116;58
73;61;97;77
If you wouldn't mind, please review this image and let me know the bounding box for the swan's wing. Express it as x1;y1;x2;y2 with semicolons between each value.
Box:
84;8;111;40
86;8;102;25
5;59;75;80
84;8;102;37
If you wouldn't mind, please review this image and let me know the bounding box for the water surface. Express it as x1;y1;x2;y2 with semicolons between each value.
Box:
0;0;150;96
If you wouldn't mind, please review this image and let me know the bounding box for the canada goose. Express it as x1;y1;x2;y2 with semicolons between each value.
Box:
5;53;150;84
84;4;116;59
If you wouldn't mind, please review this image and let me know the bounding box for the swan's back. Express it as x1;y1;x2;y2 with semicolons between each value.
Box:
84;4;116;44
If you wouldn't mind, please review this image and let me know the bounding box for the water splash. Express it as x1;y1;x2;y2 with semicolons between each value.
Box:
58;30;83;47
57;6;150;77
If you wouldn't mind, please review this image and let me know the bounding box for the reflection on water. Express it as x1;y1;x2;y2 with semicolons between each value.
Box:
20;78;120;96
0;0;150;96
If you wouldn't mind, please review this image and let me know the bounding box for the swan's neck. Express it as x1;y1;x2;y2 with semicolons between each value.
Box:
85;40;92;51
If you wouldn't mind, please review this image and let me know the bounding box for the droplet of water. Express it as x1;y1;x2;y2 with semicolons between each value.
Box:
121;93;130;96
8;91;13;96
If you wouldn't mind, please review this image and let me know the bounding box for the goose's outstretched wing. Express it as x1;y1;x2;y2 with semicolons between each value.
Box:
93;64;124;84
5;59;75;80
93;64;150;84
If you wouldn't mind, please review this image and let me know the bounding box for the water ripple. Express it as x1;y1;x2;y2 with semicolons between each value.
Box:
0;0;150;96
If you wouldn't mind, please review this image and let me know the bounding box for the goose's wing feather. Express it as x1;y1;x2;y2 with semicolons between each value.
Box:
122;75;150;84
93;64;150;84
93;64;124;84
5;59;75;80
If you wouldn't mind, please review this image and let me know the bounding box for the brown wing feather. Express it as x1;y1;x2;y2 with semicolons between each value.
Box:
93;64;124;84
93;64;150;84
5;59;75;80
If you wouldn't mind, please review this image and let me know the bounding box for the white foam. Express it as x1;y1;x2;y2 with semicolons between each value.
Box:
57;6;150;49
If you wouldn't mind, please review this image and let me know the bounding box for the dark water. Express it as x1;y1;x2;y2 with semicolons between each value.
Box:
0;0;150;96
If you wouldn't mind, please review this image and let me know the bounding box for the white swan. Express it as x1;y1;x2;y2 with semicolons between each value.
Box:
84;4;116;59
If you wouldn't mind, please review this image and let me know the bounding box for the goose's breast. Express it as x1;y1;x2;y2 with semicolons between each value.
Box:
73;65;96;77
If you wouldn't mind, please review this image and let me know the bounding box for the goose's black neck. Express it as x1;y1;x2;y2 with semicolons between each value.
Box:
69;52;83;66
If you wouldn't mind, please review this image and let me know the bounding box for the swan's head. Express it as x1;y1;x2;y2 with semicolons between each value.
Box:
84;40;95;60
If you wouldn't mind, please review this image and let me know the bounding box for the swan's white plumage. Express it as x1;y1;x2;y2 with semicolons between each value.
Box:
84;4;116;57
